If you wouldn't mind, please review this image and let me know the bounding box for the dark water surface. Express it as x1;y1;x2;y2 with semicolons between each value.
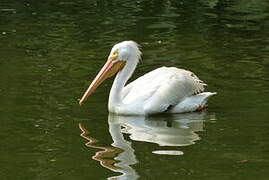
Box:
1;0;269;179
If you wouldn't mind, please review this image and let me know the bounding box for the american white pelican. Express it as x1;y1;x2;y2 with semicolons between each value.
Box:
79;41;216;115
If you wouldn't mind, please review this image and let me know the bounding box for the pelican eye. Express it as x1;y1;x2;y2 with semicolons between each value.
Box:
113;50;118;55
109;50;118;61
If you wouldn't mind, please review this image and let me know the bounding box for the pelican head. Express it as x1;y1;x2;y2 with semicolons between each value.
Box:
109;41;141;63
79;41;141;105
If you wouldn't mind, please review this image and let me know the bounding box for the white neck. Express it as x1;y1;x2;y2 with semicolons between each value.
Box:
108;56;138;111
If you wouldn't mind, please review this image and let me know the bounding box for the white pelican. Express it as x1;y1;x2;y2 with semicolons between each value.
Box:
79;41;216;115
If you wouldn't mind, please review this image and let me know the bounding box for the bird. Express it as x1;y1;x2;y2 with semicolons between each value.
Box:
79;41;216;115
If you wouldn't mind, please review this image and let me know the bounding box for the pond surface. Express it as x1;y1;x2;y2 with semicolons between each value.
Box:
1;0;269;179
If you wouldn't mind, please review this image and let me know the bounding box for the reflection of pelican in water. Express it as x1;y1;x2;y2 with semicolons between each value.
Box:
79;123;139;180
79;123;124;172
109;112;213;147
80;112;215;179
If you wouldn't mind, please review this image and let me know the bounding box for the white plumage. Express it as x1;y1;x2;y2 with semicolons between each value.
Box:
79;41;216;115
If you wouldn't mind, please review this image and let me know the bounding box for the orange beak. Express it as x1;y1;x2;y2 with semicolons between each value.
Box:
79;55;126;105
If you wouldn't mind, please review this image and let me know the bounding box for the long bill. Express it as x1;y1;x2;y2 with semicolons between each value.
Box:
79;59;126;105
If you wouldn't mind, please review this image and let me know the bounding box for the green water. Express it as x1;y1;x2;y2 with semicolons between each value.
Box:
1;0;269;179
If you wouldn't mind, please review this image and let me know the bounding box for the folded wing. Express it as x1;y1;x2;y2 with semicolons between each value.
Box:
122;67;207;114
